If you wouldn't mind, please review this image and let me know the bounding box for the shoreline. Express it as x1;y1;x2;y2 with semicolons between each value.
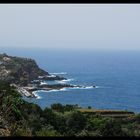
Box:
16;84;97;99
16;85;138;114
17;87;37;98
32;91;42;99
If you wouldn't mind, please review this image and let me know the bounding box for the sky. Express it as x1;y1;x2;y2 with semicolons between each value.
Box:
0;4;140;51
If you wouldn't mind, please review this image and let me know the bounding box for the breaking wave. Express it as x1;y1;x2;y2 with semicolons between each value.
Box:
50;72;67;75
32;91;42;99
55;78;74;84
40;81;47;85
34;85;97;94
47;88;67;92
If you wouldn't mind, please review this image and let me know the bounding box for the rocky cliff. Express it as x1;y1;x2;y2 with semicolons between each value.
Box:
0;53;49;86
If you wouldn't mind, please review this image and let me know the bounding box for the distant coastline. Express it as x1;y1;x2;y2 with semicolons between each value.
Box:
0;53;97;99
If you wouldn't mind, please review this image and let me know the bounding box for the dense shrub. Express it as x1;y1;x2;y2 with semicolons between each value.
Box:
0;81;140;137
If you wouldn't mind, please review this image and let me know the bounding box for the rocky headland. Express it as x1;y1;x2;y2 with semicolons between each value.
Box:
0;53;69;97
0;53;94;98
0;53;66;86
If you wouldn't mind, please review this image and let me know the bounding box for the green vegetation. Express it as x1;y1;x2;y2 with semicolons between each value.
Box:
0;53;67;86
0;53;49;86
0;80;140;136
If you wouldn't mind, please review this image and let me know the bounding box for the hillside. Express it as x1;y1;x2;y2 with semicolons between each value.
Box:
0;53;49;86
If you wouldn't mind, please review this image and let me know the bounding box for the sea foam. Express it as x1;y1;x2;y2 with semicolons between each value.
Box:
40;81;47;85
50;72;67;75
33;85;97;95
55;78;74;84
32;91;42;99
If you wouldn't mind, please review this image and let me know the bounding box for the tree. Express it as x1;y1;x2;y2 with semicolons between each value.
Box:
43;107;56;125
65;111;87;135
100;118;125;136
51;103;64;113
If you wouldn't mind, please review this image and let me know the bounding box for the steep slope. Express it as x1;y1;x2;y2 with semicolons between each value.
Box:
0;53;49;86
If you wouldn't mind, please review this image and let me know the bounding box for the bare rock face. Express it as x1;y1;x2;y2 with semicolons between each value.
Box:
0;53;49;86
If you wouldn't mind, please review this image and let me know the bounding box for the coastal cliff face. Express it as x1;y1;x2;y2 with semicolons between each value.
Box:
0;53;49;86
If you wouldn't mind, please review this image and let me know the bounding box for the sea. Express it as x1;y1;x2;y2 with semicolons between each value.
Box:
1;47;140;113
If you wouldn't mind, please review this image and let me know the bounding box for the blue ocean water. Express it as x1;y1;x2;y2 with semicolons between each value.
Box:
1;48;140;113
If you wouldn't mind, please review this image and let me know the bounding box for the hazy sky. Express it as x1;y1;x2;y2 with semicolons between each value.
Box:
0;4;140;51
